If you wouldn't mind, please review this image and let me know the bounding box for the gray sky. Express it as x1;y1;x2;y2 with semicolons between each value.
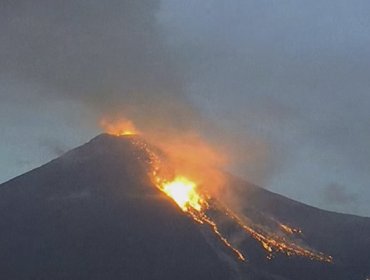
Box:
1;0;369;216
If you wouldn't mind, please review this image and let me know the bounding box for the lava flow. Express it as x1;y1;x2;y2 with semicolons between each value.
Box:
101;119;332;264
161;177;204;212
128;136;246;261
128;135;332;263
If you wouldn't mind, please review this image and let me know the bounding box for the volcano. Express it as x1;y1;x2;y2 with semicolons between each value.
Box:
1;134;369;279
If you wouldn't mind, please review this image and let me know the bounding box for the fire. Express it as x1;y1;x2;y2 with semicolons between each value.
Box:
161;177;204;212
127;135;246;261
100;118;138;136
159;176;246;261
101;118;332;264
133;135;332;263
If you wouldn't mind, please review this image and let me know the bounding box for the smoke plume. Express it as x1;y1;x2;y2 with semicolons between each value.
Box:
0;0;270;201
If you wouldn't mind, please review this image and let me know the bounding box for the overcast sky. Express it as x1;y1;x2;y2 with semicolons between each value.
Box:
1;0;369;216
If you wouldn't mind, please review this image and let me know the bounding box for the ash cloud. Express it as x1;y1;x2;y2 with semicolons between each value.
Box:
0;0;198;132
0;0;253;198
0;0;268;193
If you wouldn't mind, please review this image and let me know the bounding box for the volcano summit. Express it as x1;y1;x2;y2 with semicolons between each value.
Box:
0;134;369;279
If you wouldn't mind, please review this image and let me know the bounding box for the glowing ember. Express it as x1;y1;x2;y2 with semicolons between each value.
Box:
279;223;302;235
161;177;203;212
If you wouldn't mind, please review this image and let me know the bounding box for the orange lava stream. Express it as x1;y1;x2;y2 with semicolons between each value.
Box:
201;213;246;261
219;204;333;263
120;135;332;264
130;137;246;262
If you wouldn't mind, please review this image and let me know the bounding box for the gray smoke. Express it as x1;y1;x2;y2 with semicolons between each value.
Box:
0;0;198;131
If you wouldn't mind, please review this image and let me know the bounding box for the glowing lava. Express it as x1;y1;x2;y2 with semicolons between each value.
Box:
161;177;204;212
125;134;332;263
159;176;245;261
129;137;246;261
100;118;138;136
102;119;333;264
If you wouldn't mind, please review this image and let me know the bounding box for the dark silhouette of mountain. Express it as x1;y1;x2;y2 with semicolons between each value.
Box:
0;134;369;279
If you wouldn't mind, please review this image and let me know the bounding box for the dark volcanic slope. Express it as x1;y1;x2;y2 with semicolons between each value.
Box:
222;176;370;280
0;135;231;280
1;134;369;280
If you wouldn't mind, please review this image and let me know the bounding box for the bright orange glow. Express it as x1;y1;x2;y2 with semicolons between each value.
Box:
161;177;204;212
99;117;332;264
131;137;246;261
100;118;138;136
153;133;227;198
